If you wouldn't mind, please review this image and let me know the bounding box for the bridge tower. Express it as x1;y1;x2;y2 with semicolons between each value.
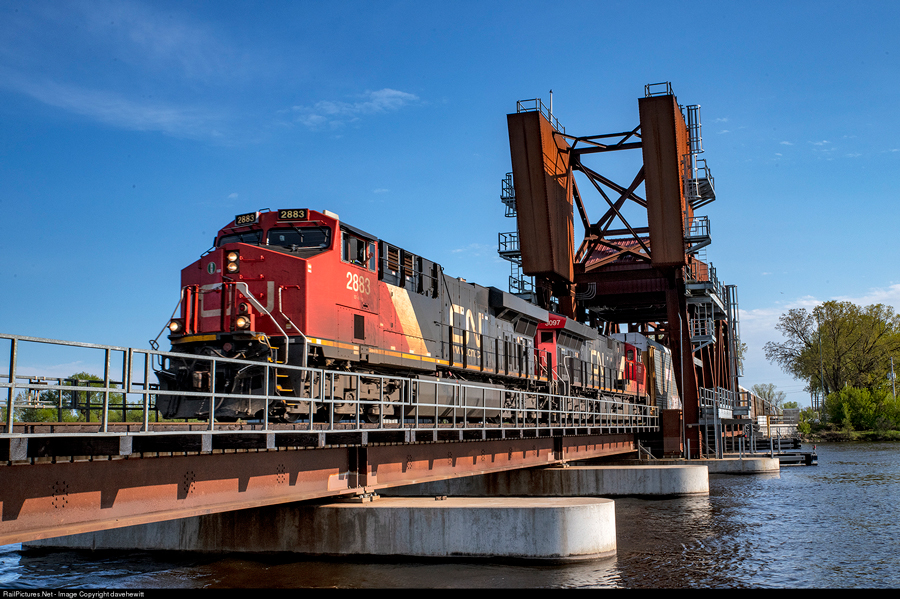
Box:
500;83;743;458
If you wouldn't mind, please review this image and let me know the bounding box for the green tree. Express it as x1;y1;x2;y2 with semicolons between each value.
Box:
735;341;748;374
764;301;900;396
824;386;900;431
65;372;135;422
16;388;73;423
3;372;137;424
797;406;819;434
751;383;786;410
783;401;799;409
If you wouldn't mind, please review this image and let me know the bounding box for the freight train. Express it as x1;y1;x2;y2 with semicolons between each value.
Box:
154;208;679;422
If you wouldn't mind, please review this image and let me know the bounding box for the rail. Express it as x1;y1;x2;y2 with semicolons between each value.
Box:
1;333;658;437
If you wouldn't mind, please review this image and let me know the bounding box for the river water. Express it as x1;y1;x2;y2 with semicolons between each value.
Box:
2;442;899;589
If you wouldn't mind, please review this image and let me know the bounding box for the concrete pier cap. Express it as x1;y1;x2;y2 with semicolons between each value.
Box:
312;496;617;560
603;457;780;475
384;463;710;498
26;496;618;561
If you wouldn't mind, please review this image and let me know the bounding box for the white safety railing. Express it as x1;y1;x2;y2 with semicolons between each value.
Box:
1;333;658;435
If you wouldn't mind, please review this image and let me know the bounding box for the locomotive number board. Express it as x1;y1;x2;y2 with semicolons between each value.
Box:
277;209;309;221
234;211;259;226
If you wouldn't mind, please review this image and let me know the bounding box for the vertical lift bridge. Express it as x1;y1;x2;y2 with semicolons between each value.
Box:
500;83;743;458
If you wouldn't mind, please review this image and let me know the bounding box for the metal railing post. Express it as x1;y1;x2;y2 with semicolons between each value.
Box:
209;359;216;431
6;338;16;433
263;364;269;431
101;349;110;433
142;352;151;432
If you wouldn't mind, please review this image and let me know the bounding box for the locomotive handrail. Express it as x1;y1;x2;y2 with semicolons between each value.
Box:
277;285;308;368
232;281;292;365
1;333;658;436
149;288;186;351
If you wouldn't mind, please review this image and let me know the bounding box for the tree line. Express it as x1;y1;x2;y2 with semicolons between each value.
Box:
764;300;900;433
2;372;149;423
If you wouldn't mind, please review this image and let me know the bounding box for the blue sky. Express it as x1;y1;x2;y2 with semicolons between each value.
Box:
2;0;899;407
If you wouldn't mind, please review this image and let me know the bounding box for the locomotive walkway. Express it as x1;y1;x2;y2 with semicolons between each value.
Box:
1;333;658;550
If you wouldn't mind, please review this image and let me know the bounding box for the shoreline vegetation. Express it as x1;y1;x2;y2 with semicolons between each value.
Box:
763;300;900;445
793;386;900;443
800;429;900;443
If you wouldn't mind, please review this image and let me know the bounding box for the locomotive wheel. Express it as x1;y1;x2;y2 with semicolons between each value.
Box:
279;411;301;424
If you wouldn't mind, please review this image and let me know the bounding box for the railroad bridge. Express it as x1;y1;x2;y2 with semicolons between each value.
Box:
1;333;654;547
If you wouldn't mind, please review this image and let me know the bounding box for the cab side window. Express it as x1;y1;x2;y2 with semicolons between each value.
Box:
342;230;375;271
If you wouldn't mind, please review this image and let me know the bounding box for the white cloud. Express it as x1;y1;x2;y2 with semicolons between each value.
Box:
1;72;225;138
72;0;241;81
450;243;494;256
15;360;96;380
834;283;900;309
739;286;900;391
291;89;420;130
0;2;255;140
780;141;793;145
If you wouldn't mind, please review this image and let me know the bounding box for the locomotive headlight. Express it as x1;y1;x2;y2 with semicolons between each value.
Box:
168;319;184;334
225;250;240;273
235;315;251;330
238;302;250;314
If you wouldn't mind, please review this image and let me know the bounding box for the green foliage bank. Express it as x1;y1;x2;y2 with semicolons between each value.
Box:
765;300;900;438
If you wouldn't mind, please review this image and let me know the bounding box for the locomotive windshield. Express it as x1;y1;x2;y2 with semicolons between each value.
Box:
218;230;262;246
267;226;331;249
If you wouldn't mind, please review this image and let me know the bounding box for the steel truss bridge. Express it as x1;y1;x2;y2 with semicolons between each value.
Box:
1;334;656;546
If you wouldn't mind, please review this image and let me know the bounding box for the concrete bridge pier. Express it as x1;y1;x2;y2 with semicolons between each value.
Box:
26;495;617;560
26;461;724;559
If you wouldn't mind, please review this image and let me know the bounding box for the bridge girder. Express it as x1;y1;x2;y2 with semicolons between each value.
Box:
0;433;635;545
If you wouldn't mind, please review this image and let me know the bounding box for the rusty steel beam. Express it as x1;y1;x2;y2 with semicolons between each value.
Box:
0;447;353;546
507;110;575;284
570;142;642;156
0;434;636;545
638;94;691;267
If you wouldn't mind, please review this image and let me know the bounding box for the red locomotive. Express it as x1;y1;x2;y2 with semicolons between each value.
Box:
155;208;676;422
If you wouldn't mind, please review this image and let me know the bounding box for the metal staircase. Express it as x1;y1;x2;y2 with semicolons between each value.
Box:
497;172;534;298
683;104;716;210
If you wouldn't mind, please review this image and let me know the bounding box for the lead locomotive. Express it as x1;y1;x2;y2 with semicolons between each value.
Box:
155;208;678;422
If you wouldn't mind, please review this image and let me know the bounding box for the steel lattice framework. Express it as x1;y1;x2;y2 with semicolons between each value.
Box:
503;83;744;458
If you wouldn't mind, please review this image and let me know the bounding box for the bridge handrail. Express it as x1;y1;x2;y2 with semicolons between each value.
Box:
1;333;658;436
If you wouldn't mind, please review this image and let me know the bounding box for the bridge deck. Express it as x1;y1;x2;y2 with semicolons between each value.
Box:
1;333;655;545
0;430;636;546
